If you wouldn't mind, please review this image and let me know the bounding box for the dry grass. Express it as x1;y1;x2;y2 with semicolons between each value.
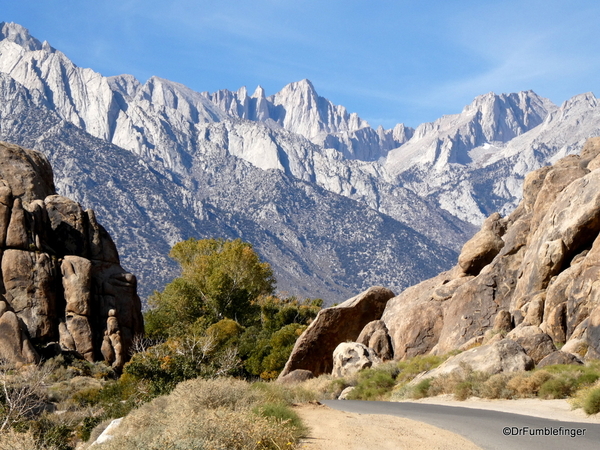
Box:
93;377;304;450
0;428;58;450
289;374;338;399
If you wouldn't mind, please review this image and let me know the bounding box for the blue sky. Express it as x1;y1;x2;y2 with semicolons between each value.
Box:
3;0;600;128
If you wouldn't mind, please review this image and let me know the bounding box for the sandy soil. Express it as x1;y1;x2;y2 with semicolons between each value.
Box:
293;402;483;450
404;395;600;424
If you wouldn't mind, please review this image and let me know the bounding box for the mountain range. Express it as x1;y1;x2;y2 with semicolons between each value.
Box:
1;22;599;304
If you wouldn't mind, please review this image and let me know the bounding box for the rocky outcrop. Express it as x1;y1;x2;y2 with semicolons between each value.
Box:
537;351;583;368
277;369;315;385
356;319;393;360
412;340;534;382
296;137;599;373
278;286;395;378
368;137;600;365
0;142;143;367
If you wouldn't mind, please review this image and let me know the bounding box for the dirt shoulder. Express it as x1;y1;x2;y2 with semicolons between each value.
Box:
293;402;482;450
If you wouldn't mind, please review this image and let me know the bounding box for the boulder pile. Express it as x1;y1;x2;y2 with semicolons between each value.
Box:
0;142;143;368
282;137;600;379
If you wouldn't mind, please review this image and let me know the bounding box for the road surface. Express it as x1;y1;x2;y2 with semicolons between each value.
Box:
323;400;600;450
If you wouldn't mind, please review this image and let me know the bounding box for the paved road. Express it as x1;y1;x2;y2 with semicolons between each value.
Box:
323;400;600;450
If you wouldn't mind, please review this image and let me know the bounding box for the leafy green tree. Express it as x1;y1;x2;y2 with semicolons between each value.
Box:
133;238;321;390
146;238;276;338
239;296;321;379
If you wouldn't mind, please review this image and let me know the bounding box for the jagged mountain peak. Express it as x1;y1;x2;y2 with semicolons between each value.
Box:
559;92;598;110
0;22;44;51
251;85;266;98
107;73;142;99
385;90;556;177
274;78;318;100
461;90;554;123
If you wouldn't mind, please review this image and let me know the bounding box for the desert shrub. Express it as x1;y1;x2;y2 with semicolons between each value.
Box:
0;362;52;432
423;364;490;400
253;402;306;438
93;377;303;450
453;381;473;401
408;378;432;399
43;356;113;382
323;377;352;399
124;332;241;396
0;428;60;450
480;373;512;399
28;417;74;450
292;374;337;400
582;387;600;415
174;377;260;410
78;416;103;443
506;370;553;397
538;377;575;399
347;368;396;400
395;354;447;384
251;380;317;404
542;363;600;384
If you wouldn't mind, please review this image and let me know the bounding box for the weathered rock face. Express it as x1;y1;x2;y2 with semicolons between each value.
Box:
0;142;143;367
280;138;600;379
356;319;393;360
537;351;583;368
413;340;534;382
278;286;395;378
369;137;600;366
277;369;314;385
331;342;378;378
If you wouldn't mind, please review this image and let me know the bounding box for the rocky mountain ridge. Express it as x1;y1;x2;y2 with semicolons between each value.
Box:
2;22;600;305
0;22;475;303
0;68;458;303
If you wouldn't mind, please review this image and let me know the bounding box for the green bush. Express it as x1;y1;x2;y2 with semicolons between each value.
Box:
582;387;600;415
506;370;553;397
253;402;306;438
480;373;512;399
454;381;473;401
539;378;575;399
409;378;432;399
347;368;396;400
251;380;318;405
78;416;103;442
396;354;446;384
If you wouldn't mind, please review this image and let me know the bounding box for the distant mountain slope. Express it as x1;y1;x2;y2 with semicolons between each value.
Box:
389;91;600;224
0;23;473;254
0;69;457;304
2;21;599;305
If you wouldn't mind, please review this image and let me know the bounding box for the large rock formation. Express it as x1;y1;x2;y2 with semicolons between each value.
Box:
282;137;600;376
278;286;395;378
373;137;600;365
0;141;143;367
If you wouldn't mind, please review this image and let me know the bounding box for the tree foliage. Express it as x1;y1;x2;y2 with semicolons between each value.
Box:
132;238;322;391
146;238;276;338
